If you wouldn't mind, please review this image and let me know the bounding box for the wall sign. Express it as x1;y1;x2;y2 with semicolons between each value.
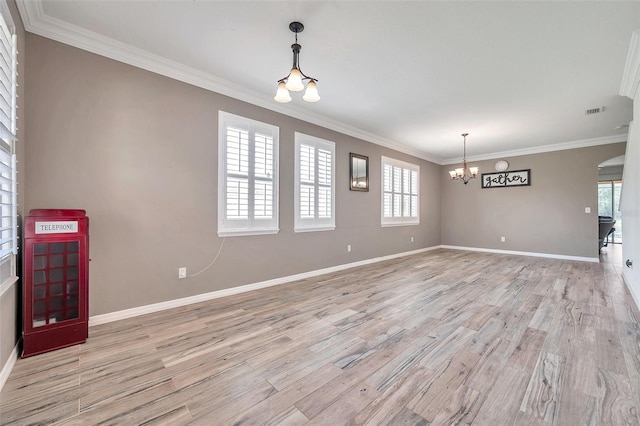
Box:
35;221;79;234
481;169;531;189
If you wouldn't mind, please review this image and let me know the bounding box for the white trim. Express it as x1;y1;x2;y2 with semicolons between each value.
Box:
622;271;640;311
15;0;438;165
0;340;18;392
88;244;605;326
294;133;336;233
440;245;599;263
294;226;336;233
0;274;17;299
381;223;420;228
15;0;632;166
89;245;442;326
620;29;640;98
217;111;279;237
441;134;628;165
217;228;280;238
381;156;420;226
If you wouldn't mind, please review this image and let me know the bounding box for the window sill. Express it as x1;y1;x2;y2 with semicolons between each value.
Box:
294;225;336;233
0;275;18;299
381;221;420;228
217;228;280;237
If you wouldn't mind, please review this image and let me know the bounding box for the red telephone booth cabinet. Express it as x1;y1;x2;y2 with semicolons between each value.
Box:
23;209;89;357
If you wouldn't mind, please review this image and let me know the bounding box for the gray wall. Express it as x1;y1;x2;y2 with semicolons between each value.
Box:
24;34;441;316
3;24;626;378
441;143;627;258
0;0;25;378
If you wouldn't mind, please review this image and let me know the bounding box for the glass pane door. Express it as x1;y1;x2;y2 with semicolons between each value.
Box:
31;240;80;327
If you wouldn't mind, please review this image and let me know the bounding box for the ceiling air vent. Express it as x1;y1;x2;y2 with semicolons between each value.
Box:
585;106;605;115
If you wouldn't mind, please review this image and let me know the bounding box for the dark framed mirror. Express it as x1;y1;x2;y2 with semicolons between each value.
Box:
349;153;369;191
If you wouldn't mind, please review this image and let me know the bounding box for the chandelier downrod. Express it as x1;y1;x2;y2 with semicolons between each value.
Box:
274;21;320;103
449;133;479;185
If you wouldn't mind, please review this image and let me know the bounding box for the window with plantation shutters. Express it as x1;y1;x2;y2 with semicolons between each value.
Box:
295;133;335;232
218;111;279;237
381;156;419;226
0;4;16;261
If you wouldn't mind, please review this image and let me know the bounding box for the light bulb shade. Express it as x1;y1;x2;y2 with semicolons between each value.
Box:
274;82;292;103
448;170;457;179
302;80;320;102
285;68;304;91
455;168;464;177
469;167;479;177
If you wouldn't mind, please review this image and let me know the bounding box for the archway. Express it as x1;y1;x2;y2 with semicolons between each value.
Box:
598;155;625;264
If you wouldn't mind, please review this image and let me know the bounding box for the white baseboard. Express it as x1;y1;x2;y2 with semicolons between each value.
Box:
89;245;442;326
0;244;618;393
440;245;599;263
0;341;19;393
89;244;601;327
622;270;640;311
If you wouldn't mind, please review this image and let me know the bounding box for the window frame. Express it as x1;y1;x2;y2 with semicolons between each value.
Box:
381;156;420;227
294;132;336;233
218;111;279;237
0;1;17;268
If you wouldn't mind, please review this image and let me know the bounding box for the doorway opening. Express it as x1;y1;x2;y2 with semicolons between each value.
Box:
598;180;622;244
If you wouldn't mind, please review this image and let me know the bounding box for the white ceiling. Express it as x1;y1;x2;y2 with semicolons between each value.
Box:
17;1;639;164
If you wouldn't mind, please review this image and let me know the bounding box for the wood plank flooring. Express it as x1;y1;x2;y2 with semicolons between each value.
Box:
1;249;639;425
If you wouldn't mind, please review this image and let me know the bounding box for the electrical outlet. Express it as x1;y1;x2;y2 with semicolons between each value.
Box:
411;236;414;242
347;244;352;252
501;236;506;242
585;207;591;214
178;267;187;279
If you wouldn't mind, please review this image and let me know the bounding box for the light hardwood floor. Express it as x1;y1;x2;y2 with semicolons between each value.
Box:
600;243;623;266
1;249;639;425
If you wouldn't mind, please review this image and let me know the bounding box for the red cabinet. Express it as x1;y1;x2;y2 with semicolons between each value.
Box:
22;209;89;357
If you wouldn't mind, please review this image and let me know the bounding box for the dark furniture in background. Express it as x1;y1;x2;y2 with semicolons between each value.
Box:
598;215;616;250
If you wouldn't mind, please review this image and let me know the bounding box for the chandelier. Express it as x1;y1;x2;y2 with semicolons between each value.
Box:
449;133;479;184
274;22;320;103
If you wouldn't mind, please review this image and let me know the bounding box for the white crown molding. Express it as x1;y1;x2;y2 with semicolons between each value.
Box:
441;134;628;165
15;0;440;165
620;29;640;99
15;1;632;167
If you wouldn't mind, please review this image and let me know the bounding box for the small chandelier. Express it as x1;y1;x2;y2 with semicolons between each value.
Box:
449;133;479;184
274;22;320;103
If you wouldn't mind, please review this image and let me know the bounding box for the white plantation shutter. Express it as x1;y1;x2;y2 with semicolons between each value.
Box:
0;5;16;260
383;164;392;218
393;166;402;217
299;144;315;219
225;126;249;220
0;149;15;258
317;148;332;219
253;133;274;219
218;112;279;236
410;169;418;217
381;156;419;226
295;133;335;232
